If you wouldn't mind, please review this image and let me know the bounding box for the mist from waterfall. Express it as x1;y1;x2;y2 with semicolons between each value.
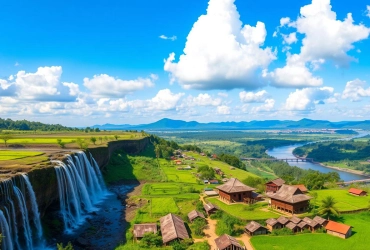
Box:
54;151;107;233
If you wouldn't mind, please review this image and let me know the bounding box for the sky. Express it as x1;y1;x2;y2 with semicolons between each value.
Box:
1;0;370;126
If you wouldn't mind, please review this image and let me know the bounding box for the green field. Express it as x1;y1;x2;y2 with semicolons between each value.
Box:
311;189;370;212
0;150;45;160
251;212;370;250
151;197;179;215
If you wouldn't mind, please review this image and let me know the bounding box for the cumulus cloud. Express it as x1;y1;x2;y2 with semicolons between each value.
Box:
267;0;370;88
83;74;156;97
164;0;276;90
239;90;269;103
284;87;334;111
367;6;370;18
282;32;297;44
280;17;291;27
342;79;370;102
251;99;275;113
159;35;177;41
146;89;184;111
183;93;222;107
217;105;231;115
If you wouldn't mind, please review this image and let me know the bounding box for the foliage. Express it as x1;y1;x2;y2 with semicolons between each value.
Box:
57;242;74;250
56;139;66;148
192;218;207;236
90;137;97;145
210;210;223;219
195;201;204;213
170;239;193;250
0;133;13;147
139;232;162;248
215;213;241;236
197;165;215;180
270;227;294;236
242;176;266;193
187;241;210;250
0;117;72;131
218;153;244;169
76;138;89;149
318;196;340;219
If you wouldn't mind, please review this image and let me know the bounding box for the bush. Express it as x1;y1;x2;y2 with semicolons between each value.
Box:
210;210;223;219
270;228;294;236
57;242;73;250
56;139;66;148
193;218;207;236
187;241;210;250
139;232;162;248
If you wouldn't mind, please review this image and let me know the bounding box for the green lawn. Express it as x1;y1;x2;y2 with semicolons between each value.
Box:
207;197;279;220
151;197;179;215
251;212;370;250
311;189;370;211
159;159;198;183
142;182;203;196
0;150;45;160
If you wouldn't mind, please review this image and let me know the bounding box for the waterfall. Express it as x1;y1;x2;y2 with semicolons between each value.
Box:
0;175;45;250
54;151;107;233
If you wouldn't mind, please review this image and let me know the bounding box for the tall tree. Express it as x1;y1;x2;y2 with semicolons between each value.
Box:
0;133;13;147
318;196;339;219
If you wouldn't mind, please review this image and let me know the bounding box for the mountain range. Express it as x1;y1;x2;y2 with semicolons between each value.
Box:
93;118;370;131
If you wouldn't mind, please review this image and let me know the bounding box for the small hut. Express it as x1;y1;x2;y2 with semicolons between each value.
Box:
265;218;282;231
277;216;289;227
293;184;308;193
285;222;300;233
297;221;309;231
216;178;256;204
325;221;352;239
160;213;189;245
348;188;367;196
133;223;157;240
204;203;218;216
245;221;268;236
265;178;285;193
290;216;302;224
313;216;328;227
215;234;244;250
303;217;320;232
188;210;205;223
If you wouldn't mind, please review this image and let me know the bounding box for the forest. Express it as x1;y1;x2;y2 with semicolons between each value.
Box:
0;117;73;131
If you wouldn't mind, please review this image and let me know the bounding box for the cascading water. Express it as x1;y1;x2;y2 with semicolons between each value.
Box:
0;175;45;250
54;151;107;233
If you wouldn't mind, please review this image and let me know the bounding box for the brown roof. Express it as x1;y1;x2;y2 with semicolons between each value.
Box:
286;222;298;230
313;216;327;225
293;184;308;193
216;178;255;193
267;185;311;204
303;217;319;228
266;218;279;226
297;221;308;229
133;223;157;238
290;216;301;224
245;221;265;233
349;188;367;195
266;178;285;186
160;213;189;244
204;203;218;212
188;210;205;221
325;221;351;235
215;234;243;249
277;216;289;225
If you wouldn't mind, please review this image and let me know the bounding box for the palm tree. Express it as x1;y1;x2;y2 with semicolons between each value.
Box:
318;196;339;219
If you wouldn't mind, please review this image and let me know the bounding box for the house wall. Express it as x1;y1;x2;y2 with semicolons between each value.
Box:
218;190;253;203
266;183;280;193
219;245;244;250
270;199;309;214
327;230;347;239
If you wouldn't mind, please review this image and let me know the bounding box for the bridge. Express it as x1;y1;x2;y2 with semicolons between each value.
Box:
240;157;314;163
338;178;370;186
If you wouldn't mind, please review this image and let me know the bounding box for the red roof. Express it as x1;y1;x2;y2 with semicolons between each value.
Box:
293;184;308;192
349;188;367;195
325;221;351;235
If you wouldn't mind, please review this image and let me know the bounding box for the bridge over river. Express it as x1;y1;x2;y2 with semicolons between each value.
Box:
339;178;370;186
240;157;314;163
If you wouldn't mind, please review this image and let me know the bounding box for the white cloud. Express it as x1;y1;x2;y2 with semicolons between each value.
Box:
217;105;231;115
366;6;370;18
239;90;269;103
147;89;184;111
63;82;80;96
251;99;275;113
282;32;297;44
284;87;334;111
342;79;370;102
159;35;177;41
280;17;291;26
83;74;156;97
218;92;228;98
164;0;276;90
183;93;222;107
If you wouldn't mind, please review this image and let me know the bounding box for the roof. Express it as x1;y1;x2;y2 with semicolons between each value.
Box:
266;218;279;226
204;203;218;212
293;184;308;192
325;220;351;235
188;210;205;221
160;213;189;244
133;223;157;238
297;221;308;229
313;216;327;225
245;221;265;233
303;217;319;228
286;222;298;230
266;178;285;186
204;191;218;196
277;216;289;225
216;178;255;193
252;192;263;199
267;185;311;204
290;216;301;224
349;188;367;195
214;234;243;249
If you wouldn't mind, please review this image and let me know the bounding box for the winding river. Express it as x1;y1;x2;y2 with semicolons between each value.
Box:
267;132;369;182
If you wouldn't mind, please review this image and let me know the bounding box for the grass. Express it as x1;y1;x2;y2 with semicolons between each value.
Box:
159;159;198;183
251;212;370;250
0;150;45;161
311;189;370;212
207;197;279;220
150;197;179;215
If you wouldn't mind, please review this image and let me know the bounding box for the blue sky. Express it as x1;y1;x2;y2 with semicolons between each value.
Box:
1;0;370;126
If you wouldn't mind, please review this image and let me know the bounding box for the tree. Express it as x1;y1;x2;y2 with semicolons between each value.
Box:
57;242;74;250
193;218;207;236
56;139;66;148
98;137;103;144
139;232;162;248
0;133;13;147
76;138;89;149
114;135;120;140
90;137;97;145
318;196;339;219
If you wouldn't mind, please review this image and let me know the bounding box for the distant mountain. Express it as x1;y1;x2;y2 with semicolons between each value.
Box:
92;118;370;131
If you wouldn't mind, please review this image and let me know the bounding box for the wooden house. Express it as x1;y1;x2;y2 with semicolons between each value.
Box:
216;178;256;204
313;216;328;227
297;221;310;231
187;210;205;222
265;218;282;231
285;222;300;233
325;221;352;239
348;188;367;196
265;178;285;193
204;203;218;216
303;217;321;232
277;216;289;227
215;234;244;250
133;223;157;240
267;185;311;214
293;184;308;193
245;221;268;236
290;216;301;224
160;213;189;245
209;179;219;184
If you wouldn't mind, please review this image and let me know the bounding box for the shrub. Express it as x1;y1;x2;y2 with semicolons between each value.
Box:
193;218;207;236
210;210;223;219
271;228;294;236
139;232;162;248
56;139;66;148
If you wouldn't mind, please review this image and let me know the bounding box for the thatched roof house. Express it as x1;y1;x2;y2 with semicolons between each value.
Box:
290;216;302;224
160;213;189;245
216;178;256;204
204;203;219;215
245;221;268;236
187;210;205;222
215;234;244;250
277;216;289;226
133;223;157;239
266;218;282;231
285;222;299;233
303;217;320;231
313;216;328;227
266;178;285;193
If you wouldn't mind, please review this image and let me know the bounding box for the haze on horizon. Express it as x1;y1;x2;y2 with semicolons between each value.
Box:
1;0;370;127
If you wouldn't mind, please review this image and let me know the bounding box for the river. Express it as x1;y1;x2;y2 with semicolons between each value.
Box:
267;133;369;182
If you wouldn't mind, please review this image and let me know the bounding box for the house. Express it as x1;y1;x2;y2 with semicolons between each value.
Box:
188;210;205;222
160;213;189;245
245;221;268;236
204;190;218;197
209;180;219;184
303;217;321;231
212;154;218;159
265;178;285;193
214;168;222;175
313;216;328;227
348;188;367;196
203;180;209;184
267;185;311;214
293;184;308;193
214;234;244;250
174;160;182;165
325;220;352;239
285;222;300;233
216;178;256;204
204;203;218;216
183;166;192;170
297;221;310;231
200;153;206;156
133;223;157;240
290;216;302;224
277;216;289;227
265;218;282;231
252;192;263;201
